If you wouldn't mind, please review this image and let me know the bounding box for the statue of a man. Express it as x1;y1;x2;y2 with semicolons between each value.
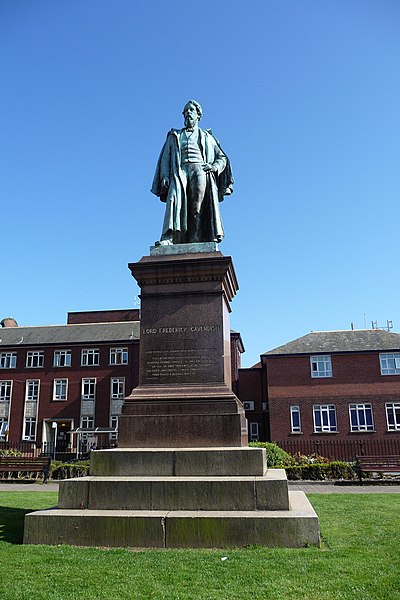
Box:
151;100;233;246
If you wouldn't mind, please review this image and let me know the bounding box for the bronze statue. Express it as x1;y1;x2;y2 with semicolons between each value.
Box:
152;100;233;245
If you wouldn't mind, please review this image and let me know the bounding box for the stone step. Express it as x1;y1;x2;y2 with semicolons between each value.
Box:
90;447;266;477
24;491;319;548
59;470;289;511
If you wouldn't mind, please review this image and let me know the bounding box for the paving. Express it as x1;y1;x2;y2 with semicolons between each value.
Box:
289;480;400;494
0;480;399;493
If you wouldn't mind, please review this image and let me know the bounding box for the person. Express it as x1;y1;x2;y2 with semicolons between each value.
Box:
151;100;233;245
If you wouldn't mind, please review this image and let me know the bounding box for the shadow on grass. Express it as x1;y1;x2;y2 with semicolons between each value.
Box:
0;506;33;544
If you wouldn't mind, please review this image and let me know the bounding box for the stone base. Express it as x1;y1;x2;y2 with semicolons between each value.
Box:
24;448;320;549
24;492;319;548
118;396;248;448
90;447;267;477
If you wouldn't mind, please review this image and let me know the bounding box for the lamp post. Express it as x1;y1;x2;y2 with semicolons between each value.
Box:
51;422;58;461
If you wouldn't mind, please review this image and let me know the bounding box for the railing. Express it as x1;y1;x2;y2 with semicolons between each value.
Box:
0;440;116;461
275;438;400;462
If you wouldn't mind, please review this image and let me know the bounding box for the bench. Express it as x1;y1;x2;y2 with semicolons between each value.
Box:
355;455;400;484
0;456;51;483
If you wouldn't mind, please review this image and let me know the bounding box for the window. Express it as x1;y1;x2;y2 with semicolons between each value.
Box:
110;348;128;365
81;415;94;429
110;415;119;440
23;417;36;441
380;353;400;375
25;380;40;402
0;419;8;440
111;377;125;399
290;405;302;433
54;350;71;367
81;378;96;400
0;352;17;369
243;401;254;411
313;404;337;433
53;379;68;401
0;381;12;403
349;403;374;432
26;351;44;368
310;355;332;378
81;349;100;366
249;422;259;441
386;403;400;431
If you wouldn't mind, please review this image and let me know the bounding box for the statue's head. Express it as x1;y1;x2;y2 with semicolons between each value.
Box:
182;100;202;128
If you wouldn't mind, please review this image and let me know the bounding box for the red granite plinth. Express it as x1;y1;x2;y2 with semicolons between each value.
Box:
119;249;247;447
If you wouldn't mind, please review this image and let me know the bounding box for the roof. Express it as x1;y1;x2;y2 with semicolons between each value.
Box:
0;321;140;347
262;330;400;356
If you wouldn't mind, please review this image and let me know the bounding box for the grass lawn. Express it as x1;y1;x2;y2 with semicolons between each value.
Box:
0;491;399;599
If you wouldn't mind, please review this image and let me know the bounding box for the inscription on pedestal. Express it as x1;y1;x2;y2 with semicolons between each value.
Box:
140;325;222;385
145;348;217;382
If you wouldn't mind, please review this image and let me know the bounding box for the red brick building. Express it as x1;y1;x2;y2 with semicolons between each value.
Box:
0;310;140;454
240;330;400;458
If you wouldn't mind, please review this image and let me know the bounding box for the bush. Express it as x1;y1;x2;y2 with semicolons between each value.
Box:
284;461;355;481
50;461;90;480
249;442;293;467
0;448;23;457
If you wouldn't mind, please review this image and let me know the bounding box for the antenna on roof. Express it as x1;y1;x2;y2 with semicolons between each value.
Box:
371;320;393;332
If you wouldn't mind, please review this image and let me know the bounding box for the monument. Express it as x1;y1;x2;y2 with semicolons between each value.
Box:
24;101;319;548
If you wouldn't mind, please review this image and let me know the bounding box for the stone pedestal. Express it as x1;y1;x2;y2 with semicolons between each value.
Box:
24;448;320;548
119;245;247;447
23;245;320;549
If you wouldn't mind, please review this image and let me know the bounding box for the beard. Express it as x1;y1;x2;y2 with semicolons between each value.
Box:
184;115;197;129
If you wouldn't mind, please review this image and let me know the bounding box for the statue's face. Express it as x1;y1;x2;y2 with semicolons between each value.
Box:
183;103;199;128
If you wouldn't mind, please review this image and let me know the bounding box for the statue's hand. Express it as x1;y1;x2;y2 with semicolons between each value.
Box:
202;163;216;173
161;177;170;189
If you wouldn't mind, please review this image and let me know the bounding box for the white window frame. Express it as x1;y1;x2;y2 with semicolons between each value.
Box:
81;349;100;367
0;380;12;403
380;353;400;375
23;417;37;441
386;403;400;431
290;405;302;433
26;351;44;368
110;415;119;440
109;348;128;365
313;404;338;433
53;350;71;367
25;380;40;402
0;352;17;369
0;419;8;440
243;401;255;411
349;403;374;432
81;378;96;400
53;379;68;401
249;422;259;441
310;355;332;378
81;415;94;429
111;377;125;399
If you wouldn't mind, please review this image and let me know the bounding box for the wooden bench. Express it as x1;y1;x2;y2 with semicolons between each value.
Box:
0;456;51;483
355;455;400;484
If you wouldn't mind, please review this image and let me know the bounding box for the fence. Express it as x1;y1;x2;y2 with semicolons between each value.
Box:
275;438;400;462
0;440;115;461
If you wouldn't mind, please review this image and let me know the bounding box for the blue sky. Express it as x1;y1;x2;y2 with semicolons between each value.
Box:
2;1;400;366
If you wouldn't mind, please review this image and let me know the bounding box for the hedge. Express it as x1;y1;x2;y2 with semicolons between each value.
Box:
50;461;90;480
283;461;355;481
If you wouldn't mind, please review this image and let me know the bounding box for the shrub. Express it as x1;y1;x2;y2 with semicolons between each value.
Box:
284;461;355;481
50;461;90;480
249;442;293;467
0;448;23;457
